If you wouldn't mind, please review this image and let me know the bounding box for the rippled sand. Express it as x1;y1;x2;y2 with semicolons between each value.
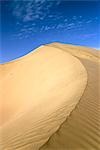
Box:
40;43;100;150
0;43;99;150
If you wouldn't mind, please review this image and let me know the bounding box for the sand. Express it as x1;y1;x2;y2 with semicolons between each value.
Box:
40;43;100;150
0;43;99;150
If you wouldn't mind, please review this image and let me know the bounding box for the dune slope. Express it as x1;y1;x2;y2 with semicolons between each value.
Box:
0;46;87;150
40;43;100;150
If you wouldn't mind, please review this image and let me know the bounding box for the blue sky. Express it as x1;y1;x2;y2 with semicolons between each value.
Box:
0;0;100;63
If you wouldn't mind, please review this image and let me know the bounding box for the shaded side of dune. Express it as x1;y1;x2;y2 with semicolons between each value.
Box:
40;44;100;150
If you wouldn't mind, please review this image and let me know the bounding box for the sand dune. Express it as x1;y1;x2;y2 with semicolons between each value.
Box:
0;46;87;149
40;43;100;150
0;43;99;150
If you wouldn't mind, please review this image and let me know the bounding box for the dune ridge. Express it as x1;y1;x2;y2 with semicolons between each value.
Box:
40;43;100;150
47;42;100;61
0;45;87;149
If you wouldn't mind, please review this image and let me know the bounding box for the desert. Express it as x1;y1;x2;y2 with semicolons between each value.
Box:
0;43;100;150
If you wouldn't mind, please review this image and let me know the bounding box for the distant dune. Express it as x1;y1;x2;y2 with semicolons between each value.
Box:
0;43;99;150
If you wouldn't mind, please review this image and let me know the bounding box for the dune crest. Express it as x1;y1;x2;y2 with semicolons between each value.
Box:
47;42;100;61
0;46;87;149
40;43;100;150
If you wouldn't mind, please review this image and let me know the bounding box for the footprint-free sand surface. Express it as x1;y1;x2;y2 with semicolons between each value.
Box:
0;43;99;150
40;43;100;150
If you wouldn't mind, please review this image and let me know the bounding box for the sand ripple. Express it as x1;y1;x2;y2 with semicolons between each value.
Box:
40;43;100;150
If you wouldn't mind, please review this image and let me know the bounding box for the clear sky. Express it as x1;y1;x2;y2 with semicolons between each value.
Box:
0;0;100;63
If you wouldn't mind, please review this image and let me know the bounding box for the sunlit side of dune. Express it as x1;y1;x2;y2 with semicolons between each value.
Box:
0;46;87;150
40;43;100;150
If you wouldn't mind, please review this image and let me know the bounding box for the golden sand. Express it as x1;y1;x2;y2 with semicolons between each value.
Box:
0;43;99;150
40;43;100;150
